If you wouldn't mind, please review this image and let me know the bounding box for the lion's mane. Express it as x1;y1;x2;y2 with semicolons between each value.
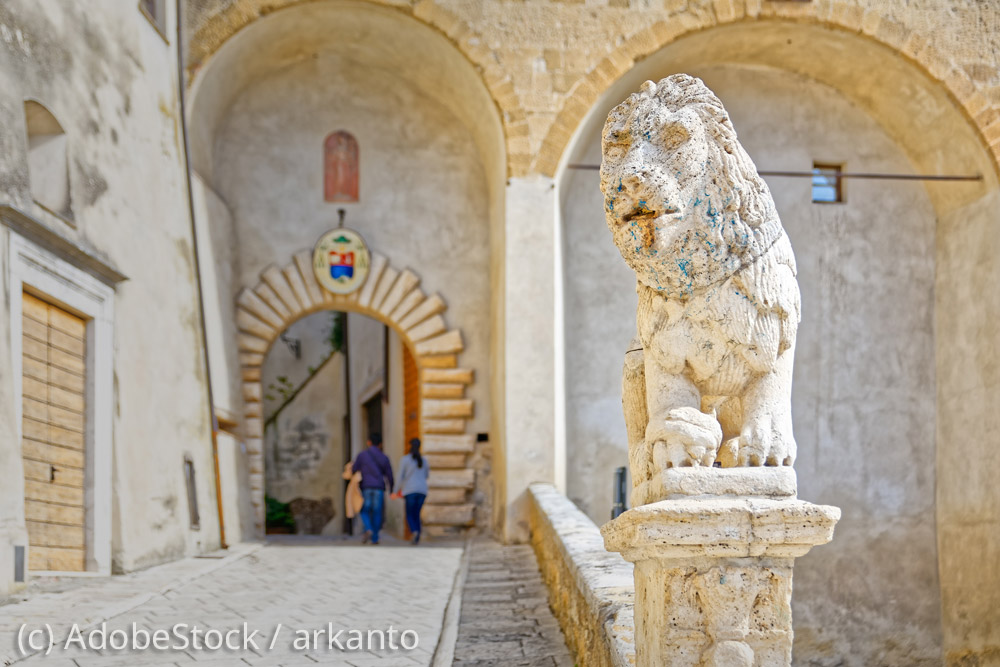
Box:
601;74;786;295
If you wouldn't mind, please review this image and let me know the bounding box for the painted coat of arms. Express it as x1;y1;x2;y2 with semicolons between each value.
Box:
313;228;371;295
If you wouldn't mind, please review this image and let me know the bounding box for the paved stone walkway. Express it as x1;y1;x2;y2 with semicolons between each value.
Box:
453;539;573;667
2;539;462;667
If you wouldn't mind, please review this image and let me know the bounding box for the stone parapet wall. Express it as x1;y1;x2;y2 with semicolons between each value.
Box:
527;483;635;667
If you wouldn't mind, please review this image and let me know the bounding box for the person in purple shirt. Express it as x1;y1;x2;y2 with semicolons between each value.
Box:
352;433;394;544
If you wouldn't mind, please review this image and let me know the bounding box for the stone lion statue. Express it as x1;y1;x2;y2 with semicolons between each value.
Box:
601;74;800;506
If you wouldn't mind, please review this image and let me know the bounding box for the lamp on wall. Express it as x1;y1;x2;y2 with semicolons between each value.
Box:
280;332;302;359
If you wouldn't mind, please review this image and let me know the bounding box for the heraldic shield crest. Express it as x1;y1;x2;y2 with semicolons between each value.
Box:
312;228;371;295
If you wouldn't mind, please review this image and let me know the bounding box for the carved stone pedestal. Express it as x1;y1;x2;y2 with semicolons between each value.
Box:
601;474;839;667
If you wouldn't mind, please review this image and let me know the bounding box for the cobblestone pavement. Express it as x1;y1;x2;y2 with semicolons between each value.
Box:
453;539;573;667
2;539;463;667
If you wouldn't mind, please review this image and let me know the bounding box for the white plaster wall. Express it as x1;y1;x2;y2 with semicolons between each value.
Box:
560;64;940;664
209;50;491;440
0;1;220;582
191;173;256;544
501;177;557;542
0;229;19;593
191;173;242;420
216;431;253;544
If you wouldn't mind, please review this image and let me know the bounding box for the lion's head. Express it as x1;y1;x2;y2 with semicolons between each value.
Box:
600;74;783;297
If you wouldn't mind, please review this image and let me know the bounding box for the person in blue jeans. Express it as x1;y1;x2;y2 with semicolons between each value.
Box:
352;433;394;544
398;438;429;545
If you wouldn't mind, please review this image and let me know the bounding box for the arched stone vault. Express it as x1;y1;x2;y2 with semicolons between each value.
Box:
188;0;1000;180
185;0;524;172
235;248;478;534
536;3;1000;178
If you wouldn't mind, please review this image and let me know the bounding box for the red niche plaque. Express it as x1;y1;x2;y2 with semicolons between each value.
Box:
324;131;359;203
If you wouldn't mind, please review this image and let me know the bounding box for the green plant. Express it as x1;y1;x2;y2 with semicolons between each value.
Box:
265;495;296;531
328;311;346;354
267;376;295;402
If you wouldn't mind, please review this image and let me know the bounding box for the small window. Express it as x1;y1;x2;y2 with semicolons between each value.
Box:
24;101;71;219
139;0;167;40
812;163;843;203
183;457;200;530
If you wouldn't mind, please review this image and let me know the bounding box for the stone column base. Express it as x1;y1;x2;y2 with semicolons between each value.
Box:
601;495;839;667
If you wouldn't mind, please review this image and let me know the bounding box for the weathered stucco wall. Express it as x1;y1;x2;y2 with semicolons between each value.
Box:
0;0;221;587
192;173;242;421
264;353;347;533
935;187;1000;667
561;64;942;664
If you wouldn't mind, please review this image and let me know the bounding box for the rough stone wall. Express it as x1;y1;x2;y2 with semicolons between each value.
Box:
0;0;219;581
184;0;1000;178
528;483;635;667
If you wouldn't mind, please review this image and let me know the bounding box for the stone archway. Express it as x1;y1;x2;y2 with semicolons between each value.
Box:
535;9;1000;178
234;248;478;535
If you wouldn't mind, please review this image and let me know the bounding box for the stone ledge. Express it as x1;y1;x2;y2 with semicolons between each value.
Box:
602;496;841;561
528;483;636;667
654;466;796;500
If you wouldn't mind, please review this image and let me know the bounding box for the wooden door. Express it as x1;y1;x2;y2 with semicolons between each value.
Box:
21;292;87;572
403;345;420;445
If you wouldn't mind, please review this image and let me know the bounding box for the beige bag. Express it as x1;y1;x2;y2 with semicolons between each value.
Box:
342;462;364;519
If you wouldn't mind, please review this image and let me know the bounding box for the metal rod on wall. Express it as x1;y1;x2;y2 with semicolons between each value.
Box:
565;164;983;182
177;0;226;549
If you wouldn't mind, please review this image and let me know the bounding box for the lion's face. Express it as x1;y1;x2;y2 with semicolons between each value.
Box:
600;76;781;297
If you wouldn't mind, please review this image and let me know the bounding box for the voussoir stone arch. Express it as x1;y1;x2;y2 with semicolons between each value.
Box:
235;249;478;535
535;0;1000;179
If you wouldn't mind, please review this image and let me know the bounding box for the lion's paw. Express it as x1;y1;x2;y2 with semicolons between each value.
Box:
648;407;723;468
737;412;795;466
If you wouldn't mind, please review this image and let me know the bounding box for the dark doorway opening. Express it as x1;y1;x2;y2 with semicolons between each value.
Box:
362;393;383;446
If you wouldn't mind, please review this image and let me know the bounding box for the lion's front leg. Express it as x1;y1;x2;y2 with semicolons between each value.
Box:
643;358;722;472
737;348;796;467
